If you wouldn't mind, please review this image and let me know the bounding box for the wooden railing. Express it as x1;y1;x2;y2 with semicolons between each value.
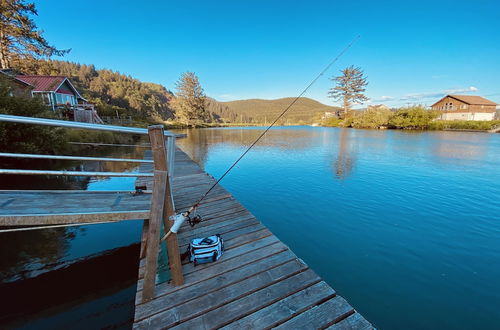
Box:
0;114;182;302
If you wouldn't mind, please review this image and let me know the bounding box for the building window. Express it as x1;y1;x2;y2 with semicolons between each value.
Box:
55;93;76;105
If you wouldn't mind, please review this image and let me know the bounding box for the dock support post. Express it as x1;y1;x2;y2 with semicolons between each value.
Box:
142;169;167;301
148;126;184;288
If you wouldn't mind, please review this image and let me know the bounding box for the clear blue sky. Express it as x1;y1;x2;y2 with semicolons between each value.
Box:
35;0;500;108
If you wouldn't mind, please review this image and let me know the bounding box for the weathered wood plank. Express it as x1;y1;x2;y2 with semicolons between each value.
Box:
135;241;288;301
141;170;167;302
220;281;336;330
168;269;321;330
325;312;373;330
274;296;355;329
149;125;184;286
135;249;298;322
0;210;149;226
136;264;317;329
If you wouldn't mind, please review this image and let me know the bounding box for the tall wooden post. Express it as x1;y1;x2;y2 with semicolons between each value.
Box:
142;169;167;302
148;126;184;287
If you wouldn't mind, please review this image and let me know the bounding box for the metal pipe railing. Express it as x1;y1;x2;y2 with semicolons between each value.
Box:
0;153;154;163
0;114;176;137
0;169;154;177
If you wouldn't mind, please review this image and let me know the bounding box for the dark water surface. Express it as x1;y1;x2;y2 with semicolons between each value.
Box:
174;126;500;330
0;146;144;328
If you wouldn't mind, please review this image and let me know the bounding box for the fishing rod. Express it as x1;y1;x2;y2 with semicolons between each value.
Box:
162;35;361;241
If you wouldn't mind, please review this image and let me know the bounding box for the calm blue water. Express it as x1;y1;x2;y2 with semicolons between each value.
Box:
175;126;500;330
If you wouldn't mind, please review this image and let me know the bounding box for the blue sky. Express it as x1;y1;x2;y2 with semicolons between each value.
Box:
35;0;500;108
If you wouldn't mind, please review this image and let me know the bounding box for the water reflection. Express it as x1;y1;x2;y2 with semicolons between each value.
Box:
0;228;74;282
174;127;319;158
333;128;355;180
431;131;489;164
0;145;146;282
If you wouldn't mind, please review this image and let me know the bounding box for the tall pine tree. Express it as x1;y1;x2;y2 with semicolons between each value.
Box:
172;72;209;126
328;66;368;118
0;0;69;69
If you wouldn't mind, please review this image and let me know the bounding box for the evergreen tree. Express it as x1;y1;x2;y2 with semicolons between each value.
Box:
0;0;69;69
328;66;368;118
172;72;209;126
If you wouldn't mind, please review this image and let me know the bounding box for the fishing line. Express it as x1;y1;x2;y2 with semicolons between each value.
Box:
187;35;361;215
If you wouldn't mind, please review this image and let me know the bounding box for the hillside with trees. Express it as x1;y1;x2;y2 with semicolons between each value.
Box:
12;59;174;121
208;97;341;124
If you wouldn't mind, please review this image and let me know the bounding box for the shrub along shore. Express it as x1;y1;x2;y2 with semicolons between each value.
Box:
321;106;499;131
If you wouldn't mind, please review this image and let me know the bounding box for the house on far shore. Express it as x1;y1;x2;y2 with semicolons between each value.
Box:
0;70;102;124
322;111;337;119
431;95;497;121
367;104;390;111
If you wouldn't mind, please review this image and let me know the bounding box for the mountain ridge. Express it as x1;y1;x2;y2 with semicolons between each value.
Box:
209;96;340;124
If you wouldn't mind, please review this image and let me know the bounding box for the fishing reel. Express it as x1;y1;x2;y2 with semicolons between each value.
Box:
163;209;203;241
187;213;202;227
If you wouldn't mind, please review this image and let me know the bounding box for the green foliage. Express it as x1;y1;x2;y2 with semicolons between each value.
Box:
65;129;137;145
12;59;174;121
328;66;369;117
172;72;209;126
0;0;69;68
0;77;66;154
351;108;393;128
388;106;438;129
322;117;343;127
428;120;500;131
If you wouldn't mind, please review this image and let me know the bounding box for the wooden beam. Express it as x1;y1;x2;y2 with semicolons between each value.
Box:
148;125;184;286
140;219;149;259
142;170;167;302
0;210;149;226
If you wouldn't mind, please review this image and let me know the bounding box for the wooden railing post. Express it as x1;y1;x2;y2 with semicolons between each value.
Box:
148;125;184;287
142;169;167;302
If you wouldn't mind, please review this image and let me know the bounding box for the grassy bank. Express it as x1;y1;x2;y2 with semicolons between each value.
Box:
321;106;499;131
428;120;500;131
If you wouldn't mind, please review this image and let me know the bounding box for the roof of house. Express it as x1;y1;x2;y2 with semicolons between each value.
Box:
15;75;67;92
433;94;497;107
449;95;497;105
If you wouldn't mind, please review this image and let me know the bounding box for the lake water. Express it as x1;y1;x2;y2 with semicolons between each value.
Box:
174;126;500;330
0;146;145;328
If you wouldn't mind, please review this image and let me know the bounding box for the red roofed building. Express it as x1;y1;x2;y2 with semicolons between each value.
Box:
15;75;88;111
10;74;103;124
431;95;497;121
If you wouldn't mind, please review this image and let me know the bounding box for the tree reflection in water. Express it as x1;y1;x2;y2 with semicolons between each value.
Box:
333;128;355;180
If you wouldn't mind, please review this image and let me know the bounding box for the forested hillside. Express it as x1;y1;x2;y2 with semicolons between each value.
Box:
12;60;338;125
12;59;174;121
209;97;341;124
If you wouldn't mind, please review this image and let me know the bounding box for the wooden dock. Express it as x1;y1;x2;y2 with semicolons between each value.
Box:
133;148;373;329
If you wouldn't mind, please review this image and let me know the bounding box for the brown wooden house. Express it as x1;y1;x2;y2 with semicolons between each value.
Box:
431;95;497;121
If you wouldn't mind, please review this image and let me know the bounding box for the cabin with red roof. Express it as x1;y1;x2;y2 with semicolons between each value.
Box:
15;75;87;111
432;95;497;121
2;73;103;124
